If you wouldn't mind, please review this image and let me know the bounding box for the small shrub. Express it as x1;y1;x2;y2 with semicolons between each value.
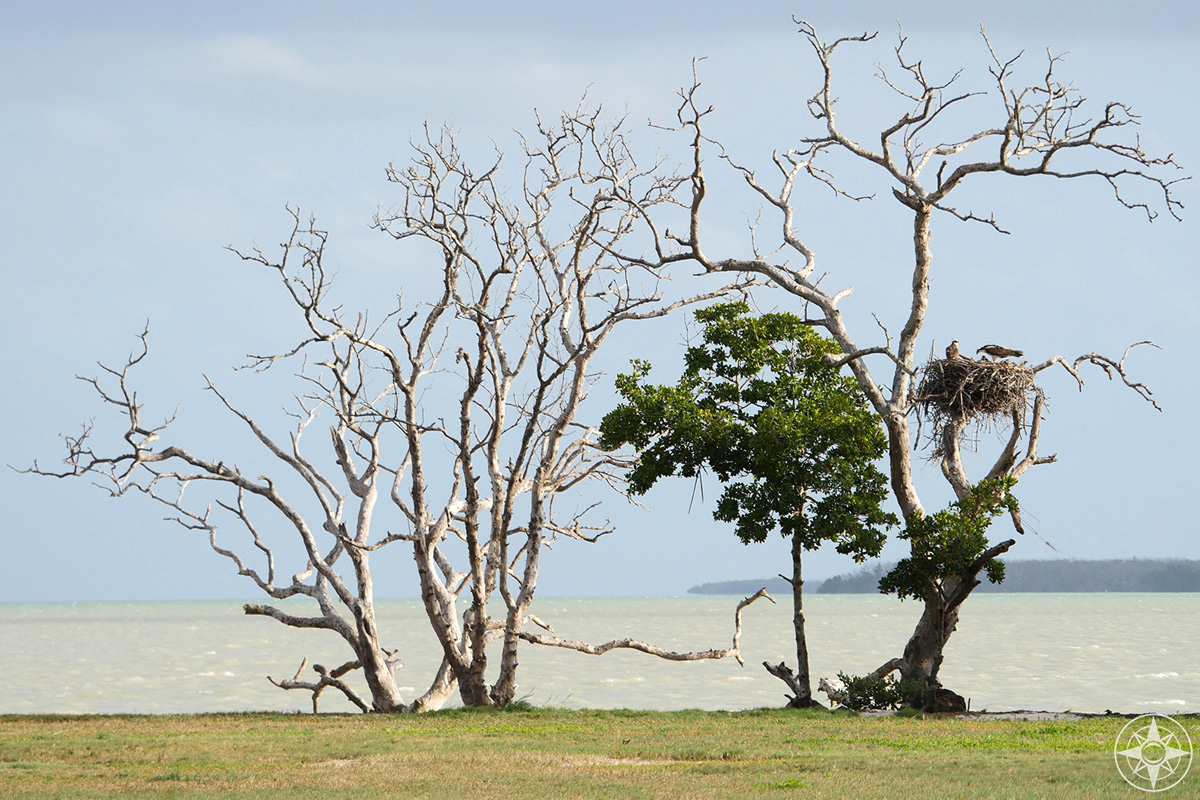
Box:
501;700;537;712
835;672;899;710
835;672;931;711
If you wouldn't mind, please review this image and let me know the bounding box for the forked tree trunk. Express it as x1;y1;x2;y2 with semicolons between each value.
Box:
357;648;406;712
884;538;1015;692
897;592;957;687
459;607;496;707
347;545;408;712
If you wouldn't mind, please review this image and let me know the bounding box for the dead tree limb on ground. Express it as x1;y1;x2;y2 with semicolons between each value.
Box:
520;588;773;666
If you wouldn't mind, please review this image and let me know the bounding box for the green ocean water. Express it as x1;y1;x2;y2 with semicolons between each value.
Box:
1;594;1196;715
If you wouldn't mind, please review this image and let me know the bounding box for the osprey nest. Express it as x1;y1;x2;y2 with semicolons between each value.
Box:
914;357;1036;452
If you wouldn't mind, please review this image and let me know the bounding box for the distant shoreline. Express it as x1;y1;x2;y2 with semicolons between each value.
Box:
688;558;1200;595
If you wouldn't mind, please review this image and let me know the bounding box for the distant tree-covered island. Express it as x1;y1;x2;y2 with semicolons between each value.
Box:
688;559;1200;595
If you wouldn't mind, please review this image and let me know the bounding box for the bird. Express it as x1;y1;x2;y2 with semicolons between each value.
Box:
976;344;1024;359
945;340;960;360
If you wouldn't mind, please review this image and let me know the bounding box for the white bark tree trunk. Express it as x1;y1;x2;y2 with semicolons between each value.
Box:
673;22;1176;693
30;103;755;712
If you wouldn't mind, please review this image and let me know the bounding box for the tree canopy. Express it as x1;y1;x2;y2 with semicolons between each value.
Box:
600;301;897;557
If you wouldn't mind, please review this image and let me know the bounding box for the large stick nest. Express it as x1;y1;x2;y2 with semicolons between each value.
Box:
914;358;1036;452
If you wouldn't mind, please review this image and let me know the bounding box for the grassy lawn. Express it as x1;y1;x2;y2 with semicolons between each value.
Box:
0;708;1192;799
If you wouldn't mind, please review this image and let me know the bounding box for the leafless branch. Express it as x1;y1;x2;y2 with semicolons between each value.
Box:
1033;341;1162;411
678;20;1180;690
519;588;773;667
266;657;374;714
29;92;757;713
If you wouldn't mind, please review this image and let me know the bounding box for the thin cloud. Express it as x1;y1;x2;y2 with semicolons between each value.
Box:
203;34;330;88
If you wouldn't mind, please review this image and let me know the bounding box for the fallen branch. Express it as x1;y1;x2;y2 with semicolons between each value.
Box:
266;657;373;714
519;588;774;667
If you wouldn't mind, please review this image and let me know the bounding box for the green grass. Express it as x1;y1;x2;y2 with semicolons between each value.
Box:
0;708;1193;799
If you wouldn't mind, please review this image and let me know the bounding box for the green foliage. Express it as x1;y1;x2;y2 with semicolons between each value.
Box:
754;777;807;789
833;672;929;711
878;479;1018;601
893;706;926;719
500;700;538;712
600;302;897;556
834;672;900;711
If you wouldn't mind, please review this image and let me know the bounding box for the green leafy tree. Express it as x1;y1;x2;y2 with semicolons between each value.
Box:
600;302;897;706
879;479;1017;602
660;22;1176;694
873;479;1018;694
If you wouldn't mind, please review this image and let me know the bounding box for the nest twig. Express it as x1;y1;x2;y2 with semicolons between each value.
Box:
914;357;1035;456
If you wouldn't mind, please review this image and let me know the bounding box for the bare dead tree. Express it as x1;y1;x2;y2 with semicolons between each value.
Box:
27;103;763;712
662;23;1182;692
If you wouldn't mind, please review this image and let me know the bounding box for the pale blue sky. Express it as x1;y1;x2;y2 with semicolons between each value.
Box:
3;1;1197;601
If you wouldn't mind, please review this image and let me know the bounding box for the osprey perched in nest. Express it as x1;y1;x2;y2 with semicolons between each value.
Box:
977;344;1024;359
945;339;961;360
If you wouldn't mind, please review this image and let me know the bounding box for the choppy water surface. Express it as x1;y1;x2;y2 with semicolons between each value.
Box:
1;594;1195;714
